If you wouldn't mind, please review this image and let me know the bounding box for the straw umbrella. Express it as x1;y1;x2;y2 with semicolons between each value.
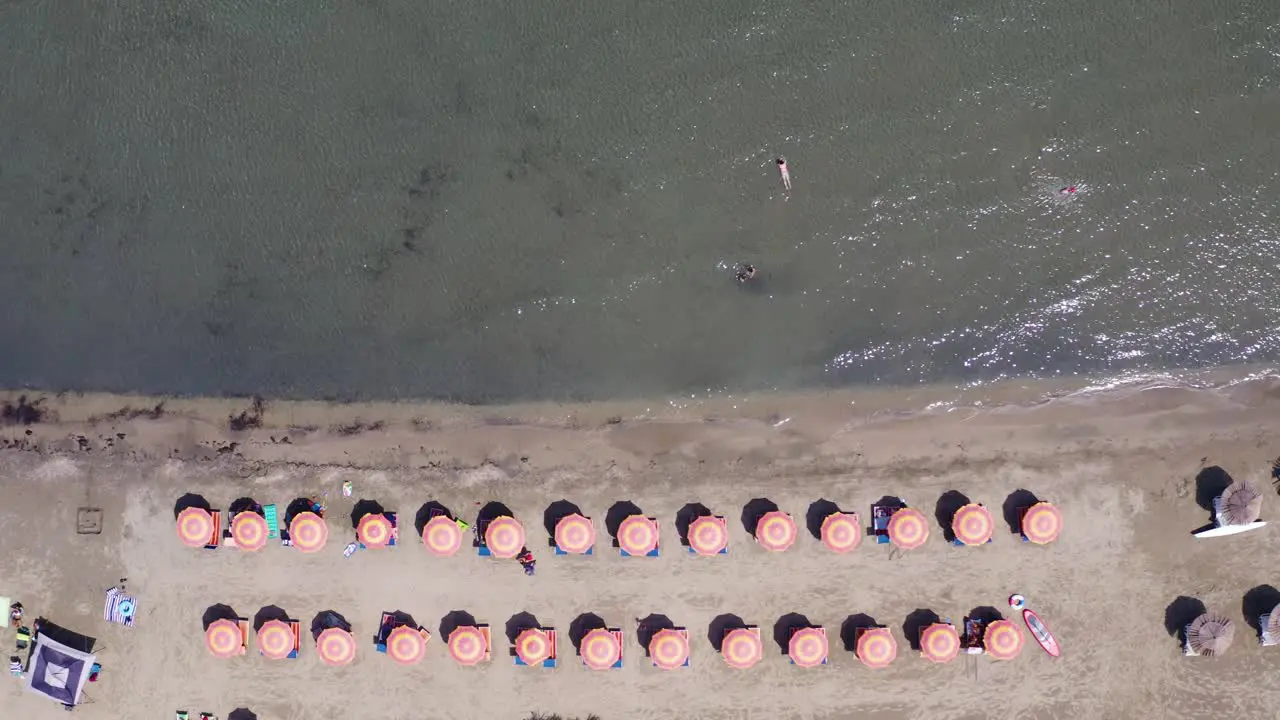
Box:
722;628;763;669
1219;480;1262;526
650;629;690;670
820;512;861;553
756;511;797;552
515;628;552;665
1022;502;1062;544
231;512;268;552
386;626;427;666
289;512;328;553
952;504;994;546
177;507;214;548
206;619;244;658
983;620;1023;660
582;628;622;670
554;514;595;555
484;516;525;559
422;515;463;557
618;515;659;556
887;508;929;549
1266;605;1280;646
316;627;356;666
788;627;828;668
257;620;294;660
856;627;897;669
1187;613;1235;657
920;622;960;663
688;515;728;556
357;513;393;548
448;626;488;666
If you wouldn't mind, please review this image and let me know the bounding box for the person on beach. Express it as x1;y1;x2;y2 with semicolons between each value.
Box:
776;158;791;191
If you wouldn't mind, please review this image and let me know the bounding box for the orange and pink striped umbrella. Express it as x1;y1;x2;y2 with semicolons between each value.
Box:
177;507;214;548
448;626;488;666
1022;502;1063;544
984;619;1023;660
649;629;689;670
887;508;929;550
357;513;393;548
688;515;728;556
788;627;827;668
952;504;993;546
484;516;525;559
554;514;595;554
755;510;797;552
422;515;462;557
820;512;861;553
581;628;621;670
856;627;897;669
722;628;763;669
386;626;427;665
920;622;959;663
316;627;356;666
618;515;659;556
231;512;268;552
289;512;328;553
515;628;552;665
205;619;244;658
257;620;294;660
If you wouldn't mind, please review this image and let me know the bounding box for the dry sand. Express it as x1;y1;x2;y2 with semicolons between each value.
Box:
3;373;1280;720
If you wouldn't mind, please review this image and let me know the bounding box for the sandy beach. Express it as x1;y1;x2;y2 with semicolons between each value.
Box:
3;373;1280;720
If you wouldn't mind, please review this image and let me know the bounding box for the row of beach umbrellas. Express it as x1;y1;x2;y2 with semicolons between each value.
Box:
175;494;1063;555
203;606;1028;669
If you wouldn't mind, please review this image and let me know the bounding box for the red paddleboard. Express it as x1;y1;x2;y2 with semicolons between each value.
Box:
1023;609;1061;657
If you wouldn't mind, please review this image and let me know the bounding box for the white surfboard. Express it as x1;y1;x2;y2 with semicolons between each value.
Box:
1194;521;1267;539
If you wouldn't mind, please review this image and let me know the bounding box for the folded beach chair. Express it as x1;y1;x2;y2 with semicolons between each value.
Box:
103;587;137;627
475;517;491;556
263;504;280;540
278;620;302;659
513;628;558;668
478;624;493;662
608;628;625;669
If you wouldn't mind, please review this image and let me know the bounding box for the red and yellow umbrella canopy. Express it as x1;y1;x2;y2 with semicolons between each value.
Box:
984;619;1023;660
689;515;728;556
422;515;463;557
856;627;897;669
820;512;861;553
649;629;689;670
257;620;294;660
177;507;214;548
788;627;827;668
722;628;763;669
289;512;328;553
887;508;929;550
756;510;797;552
1023;502;1063;544
920;623;960;663
618;515;659;556
581;628;621;670
357;513;393;548
952;504;994;546
485;516;525;559
386;626;427;666
205;619;244;658
554;514;595;555
448;626;488;666
231;512;268;552
515;628;552;665
316;627;356;666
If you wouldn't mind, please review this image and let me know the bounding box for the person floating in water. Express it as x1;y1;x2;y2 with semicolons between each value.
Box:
736;264;757;283
776;158;791;191
1059;185;1077;195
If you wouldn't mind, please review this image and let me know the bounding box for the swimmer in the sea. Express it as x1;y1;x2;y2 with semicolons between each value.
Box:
776;158;791;191
1059;185;1077;195
736;264;757;283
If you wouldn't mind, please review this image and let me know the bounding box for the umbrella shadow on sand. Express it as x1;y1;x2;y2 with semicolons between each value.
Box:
1164;596;1207;646
934;491;971;543
477;502;514;527
605;501;643;541
708;614;746;652
284;497;315;525
252;605;289;632
742;498;780;536
440;610;478;641
414;501;453;536
506;612;541;644
675;503;712;545
350;499;385;528
773;613;813;654
806;499;842;540
174;493;211;520
636;614;675;652
229;497;260;516
839;614;878;652
1242;585;1280;636
227;710;257;720
1195;467;1234;518
902;609;941;651
310;610;351;641
1002;489;1040;534
202;604;239;630
544;500;583;539
569;613;607;653
967;606;1004;625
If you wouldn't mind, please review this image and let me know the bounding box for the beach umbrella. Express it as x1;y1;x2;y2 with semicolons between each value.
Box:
887;508;929;550
206;619;244;658
920;623;960;663
289;512;328;553
1188;613;1235;657
1022;502;1063;544
722;628;763;669
422;515;463;557
554;514;595;555
618;515;659;556
649;629;690;670
856;627;898;669
1267;605;1280;642
515;628;552;665
177;507;214;548
952;504;994;546
820;512;861;553
688;515;728;556
231;512;268;552
448;626;488;666
316;627;356;666
484;516;525;559
581;628;621;670
357;513;393;548
1219;480;1262;526
755;510;797;552
257;620;294;660
788;626;828;668
386;626;427;666
983;620;1023;660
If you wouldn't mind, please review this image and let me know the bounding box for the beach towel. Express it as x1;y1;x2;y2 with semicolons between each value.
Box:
263;504;279;539
103;587;136;627
0;596;9;628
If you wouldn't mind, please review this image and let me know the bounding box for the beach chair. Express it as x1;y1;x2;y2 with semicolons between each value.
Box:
788;626;828;665
205;511;223;549
235;618;249;654
685;516;728;554
386;512;398;547
475;517;491;556
620;518;661;557
263;504;280;540
15;626;31;650
477;624;492;662
870;504;897;544
513;628;558;668
1261;613;1279;647
961;617;987;655
653;628;690;668
608;629;625;668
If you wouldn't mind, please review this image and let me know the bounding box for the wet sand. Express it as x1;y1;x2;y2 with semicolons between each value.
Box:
3;374;1280;719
